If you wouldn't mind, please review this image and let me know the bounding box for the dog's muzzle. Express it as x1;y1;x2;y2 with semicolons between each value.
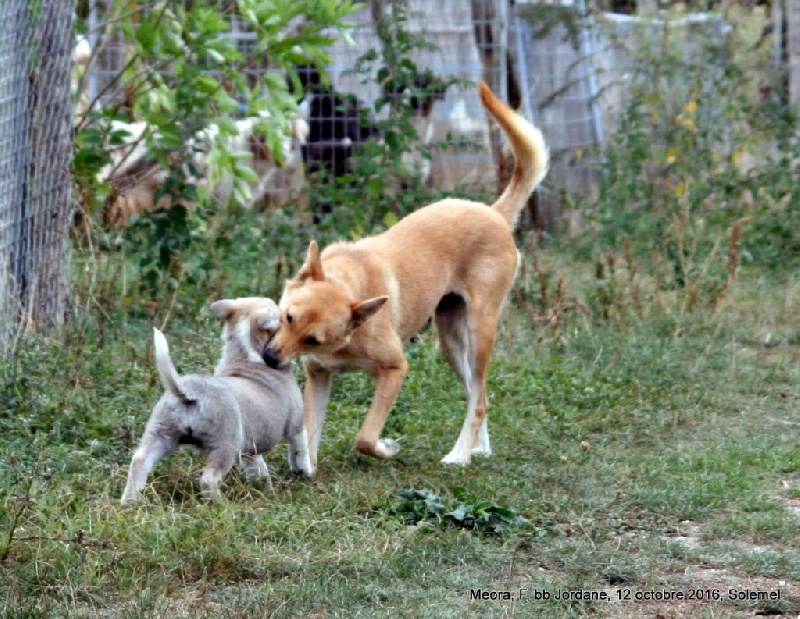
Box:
262;346;282;369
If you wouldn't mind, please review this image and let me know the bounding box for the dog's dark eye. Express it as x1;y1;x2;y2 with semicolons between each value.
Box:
286;314;294;324
304;335;320;347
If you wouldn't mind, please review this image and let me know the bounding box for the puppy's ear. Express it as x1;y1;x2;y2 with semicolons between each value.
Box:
349;296;388;330
210;299;237;321
256;304;281;333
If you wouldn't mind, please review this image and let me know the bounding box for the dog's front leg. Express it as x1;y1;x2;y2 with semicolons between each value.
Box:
304;363;332;469
287;427;314;477
355;360;409;459
241;454;273;491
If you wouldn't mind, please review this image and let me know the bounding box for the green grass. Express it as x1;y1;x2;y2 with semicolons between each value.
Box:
1;247;799;619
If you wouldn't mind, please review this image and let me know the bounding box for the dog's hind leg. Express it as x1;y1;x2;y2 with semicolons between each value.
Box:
199;448;238;500
287;427;314;477
473;416;492;458
436;295;497;465
241;454;273;491
121;434;179;505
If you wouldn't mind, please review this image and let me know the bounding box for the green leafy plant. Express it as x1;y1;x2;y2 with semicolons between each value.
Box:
387;488;532;535
72;0;363;315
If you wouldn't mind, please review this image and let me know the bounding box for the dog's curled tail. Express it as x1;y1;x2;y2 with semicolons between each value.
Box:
153;328;190;401
479;81;549;230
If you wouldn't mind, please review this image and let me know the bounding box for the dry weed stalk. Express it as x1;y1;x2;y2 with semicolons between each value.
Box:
622;236;644;317
593;242;651;323
720;217;752;300
514;233;587;337
595;258;611;321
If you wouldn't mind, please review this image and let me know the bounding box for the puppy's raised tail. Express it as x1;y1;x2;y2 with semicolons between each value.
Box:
479;81;549;230
153;328;190;402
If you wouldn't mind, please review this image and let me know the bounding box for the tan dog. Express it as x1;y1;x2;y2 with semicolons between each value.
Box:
262;82;548;469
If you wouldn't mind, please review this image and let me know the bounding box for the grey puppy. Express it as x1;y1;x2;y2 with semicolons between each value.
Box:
121;297;313;505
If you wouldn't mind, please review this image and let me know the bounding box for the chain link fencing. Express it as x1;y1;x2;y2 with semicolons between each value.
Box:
0;0;736;355
0;0;75;355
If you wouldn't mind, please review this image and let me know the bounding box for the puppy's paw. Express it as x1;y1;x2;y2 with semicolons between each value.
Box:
199;483;224;502
200;490;225;503
290;456;315;478
242;456;270;480
120;491;142;506
294;466;316;478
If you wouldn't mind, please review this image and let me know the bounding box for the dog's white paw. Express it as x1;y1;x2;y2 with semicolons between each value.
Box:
471;446;493;458
376;438;401;458
440;450;470;466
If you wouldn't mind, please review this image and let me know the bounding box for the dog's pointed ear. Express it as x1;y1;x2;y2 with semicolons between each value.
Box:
306;240;324;281
295;240;324;283
349;296;388;330
210;299;236;321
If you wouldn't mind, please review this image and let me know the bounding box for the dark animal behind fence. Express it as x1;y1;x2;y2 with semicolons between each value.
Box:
292;64;381;180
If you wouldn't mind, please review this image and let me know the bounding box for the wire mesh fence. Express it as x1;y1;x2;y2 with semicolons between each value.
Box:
75;0;641;223
515;1;603;231
514;1;732;231
0;0;75;355
0;0;741;355
74;0;595;230
80;0;507;203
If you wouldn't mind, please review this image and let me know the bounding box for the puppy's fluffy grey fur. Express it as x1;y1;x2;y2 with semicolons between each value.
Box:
121;297;312;505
